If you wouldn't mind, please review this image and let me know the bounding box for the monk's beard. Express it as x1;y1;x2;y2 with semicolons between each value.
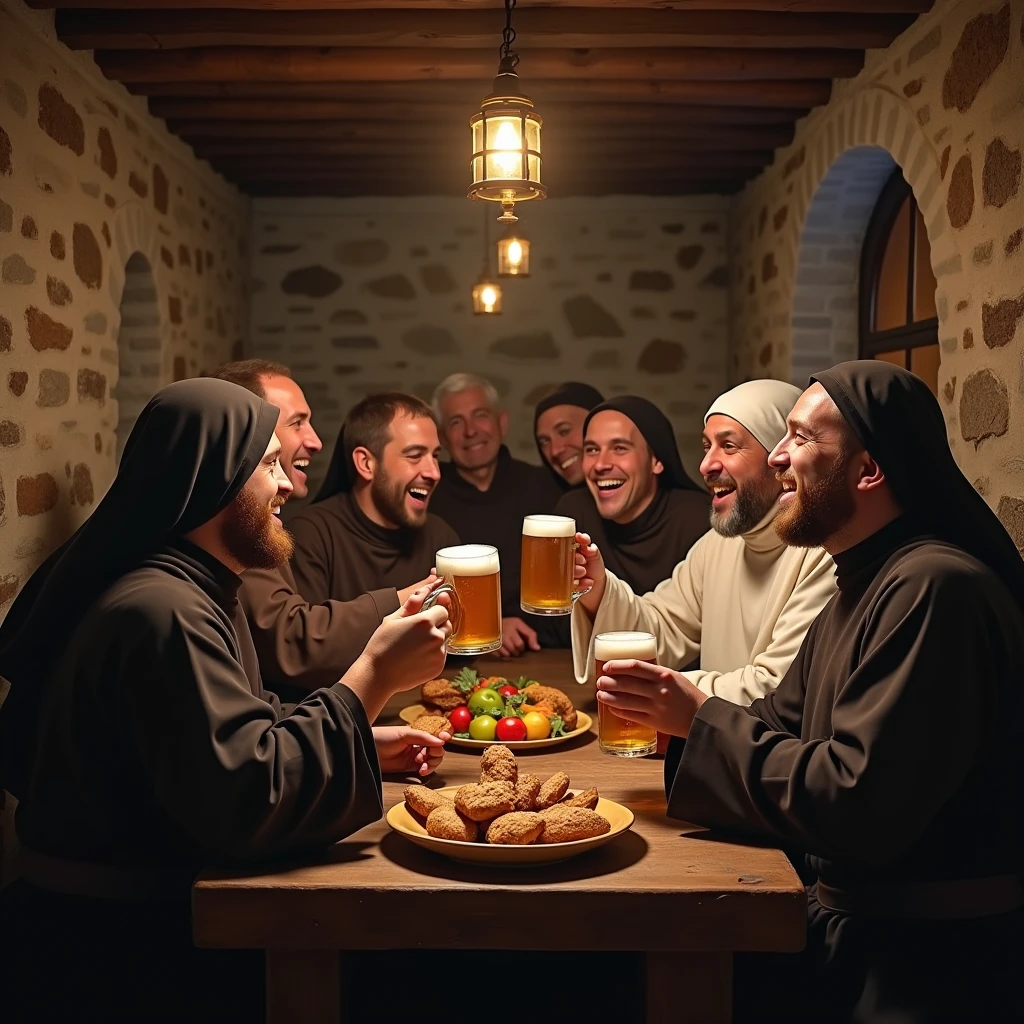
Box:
222;487;294;569
371;466;426;529
774;450;856;548
709;470;780;538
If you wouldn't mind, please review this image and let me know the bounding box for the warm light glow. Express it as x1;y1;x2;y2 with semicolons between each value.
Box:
489;120;523;178
497;231;530;277
472;276;503;315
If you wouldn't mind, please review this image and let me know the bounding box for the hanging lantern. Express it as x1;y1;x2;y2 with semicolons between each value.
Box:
472;274;503;315
472;206;502;315
497;228;530;277
468;0;545;224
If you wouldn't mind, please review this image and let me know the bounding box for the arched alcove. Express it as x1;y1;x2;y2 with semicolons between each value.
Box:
790;145;896;385
113;252;163;459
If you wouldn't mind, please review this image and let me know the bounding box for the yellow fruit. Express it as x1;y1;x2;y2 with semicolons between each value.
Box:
522;711;552;741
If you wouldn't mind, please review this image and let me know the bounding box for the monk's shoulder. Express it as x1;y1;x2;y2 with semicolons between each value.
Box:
286;494;344;531
885;540;995;592
554;487;592;517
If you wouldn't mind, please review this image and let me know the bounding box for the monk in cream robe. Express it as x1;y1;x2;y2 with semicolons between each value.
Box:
572;379;836;705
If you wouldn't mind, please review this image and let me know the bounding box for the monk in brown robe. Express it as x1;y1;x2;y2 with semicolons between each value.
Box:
429;372;564;656
556;396;710;596
286;391;459;612
0;378;452;1021
214;362;436;699
593;362;1024;1022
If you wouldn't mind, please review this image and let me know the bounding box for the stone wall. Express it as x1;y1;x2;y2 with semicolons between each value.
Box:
730;0;1024;550
0;0;250;621
249;195;730;503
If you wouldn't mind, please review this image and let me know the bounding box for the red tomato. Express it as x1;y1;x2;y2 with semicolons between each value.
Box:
448;706;472;732
495;717;527;742
497;685;519;700
472;682;491;692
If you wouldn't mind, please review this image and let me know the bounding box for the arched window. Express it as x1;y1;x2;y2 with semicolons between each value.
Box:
859;168;940;396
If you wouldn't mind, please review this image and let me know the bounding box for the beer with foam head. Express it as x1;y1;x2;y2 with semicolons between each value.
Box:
594;631;658;757
520;514;577;615
434;544;502;655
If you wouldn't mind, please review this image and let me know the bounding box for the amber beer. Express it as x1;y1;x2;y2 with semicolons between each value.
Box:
594;631;658;757
520;514;577;615
433;544;502;655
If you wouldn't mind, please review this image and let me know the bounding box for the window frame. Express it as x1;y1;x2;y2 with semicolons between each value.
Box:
858;167;939;360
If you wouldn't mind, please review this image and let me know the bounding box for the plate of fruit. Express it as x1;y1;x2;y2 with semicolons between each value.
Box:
388;746;633;864
399;668;592;749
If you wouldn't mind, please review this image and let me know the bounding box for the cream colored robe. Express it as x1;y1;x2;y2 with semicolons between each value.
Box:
571;509;838;705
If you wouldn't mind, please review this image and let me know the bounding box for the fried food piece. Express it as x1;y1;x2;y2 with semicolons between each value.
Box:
425;804;478;842
421;678;466;711
480;745;518;787
454;782;514;822
410;714;451;737
538;805;610;843
486;812;544;845
523;701;556;718
404;785;452;818
513;774;542;811
521;685;577;731
535;771;571;809
561;787;599;810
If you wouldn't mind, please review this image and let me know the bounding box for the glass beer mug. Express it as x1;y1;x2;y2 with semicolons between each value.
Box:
594;631;658;757
519;514;588;616
422;544;502;656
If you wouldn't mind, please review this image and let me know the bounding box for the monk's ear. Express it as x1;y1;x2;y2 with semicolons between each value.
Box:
651;457;664;478
497;409;509;439
351;445;375;483
854;451;885;493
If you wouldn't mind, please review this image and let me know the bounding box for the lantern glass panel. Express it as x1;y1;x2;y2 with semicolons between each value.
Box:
525;118;541;152
472;280;502;314
527;154;541;184
498;235;529;276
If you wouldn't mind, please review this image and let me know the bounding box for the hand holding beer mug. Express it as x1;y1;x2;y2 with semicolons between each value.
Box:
422;544;502;655
520;515;590;616
593;631;659;756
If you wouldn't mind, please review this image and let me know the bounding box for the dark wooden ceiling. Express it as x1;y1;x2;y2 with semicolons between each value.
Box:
33;0;933;197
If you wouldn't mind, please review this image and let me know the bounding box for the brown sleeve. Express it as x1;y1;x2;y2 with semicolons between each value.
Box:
667;569;992;865
240;564;398;694
119;602;383;862
287;513;334;605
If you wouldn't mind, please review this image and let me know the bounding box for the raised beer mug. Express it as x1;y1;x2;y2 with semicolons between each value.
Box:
520;514;589;616
422;544;502;656
594;631;658;757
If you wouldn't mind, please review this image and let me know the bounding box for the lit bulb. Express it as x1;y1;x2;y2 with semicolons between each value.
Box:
481;285;498;310
490;119;523;179
507;240;523;267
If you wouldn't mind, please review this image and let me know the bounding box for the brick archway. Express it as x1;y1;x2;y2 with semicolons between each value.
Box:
775;86;960;401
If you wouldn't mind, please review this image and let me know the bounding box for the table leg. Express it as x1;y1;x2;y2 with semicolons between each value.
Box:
646;951;732;1024
265;949;341;1024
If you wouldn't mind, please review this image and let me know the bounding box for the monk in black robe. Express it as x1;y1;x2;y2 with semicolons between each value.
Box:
429;373;564;655
287;393;459;610
595;362;1024;1022
0;378;452;1021
533;381;604;489
556;396;710;595
214;362;438;700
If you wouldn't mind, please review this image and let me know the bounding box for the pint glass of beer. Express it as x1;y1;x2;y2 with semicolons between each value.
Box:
520;514;583;615
594;631;658;757
429;544;503;656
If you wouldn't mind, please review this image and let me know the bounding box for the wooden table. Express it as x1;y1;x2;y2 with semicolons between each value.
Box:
193;650;805;1022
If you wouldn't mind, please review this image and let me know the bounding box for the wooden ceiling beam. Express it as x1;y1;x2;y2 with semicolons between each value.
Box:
56;9;915;51
172;118;793;148
95;45;864;84
27;1;935;14
129;78;833;107
146;98;808;124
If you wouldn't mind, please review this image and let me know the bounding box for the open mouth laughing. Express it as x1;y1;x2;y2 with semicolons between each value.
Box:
706;478;737;509
778;475;797;505
595;477;626;498
407;483;433;510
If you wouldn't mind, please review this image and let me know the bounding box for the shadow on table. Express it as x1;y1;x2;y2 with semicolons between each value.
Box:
378;827;648;883
200;842;378;882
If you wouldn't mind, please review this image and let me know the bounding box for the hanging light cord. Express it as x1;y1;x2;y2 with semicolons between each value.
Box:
500;0;519;67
